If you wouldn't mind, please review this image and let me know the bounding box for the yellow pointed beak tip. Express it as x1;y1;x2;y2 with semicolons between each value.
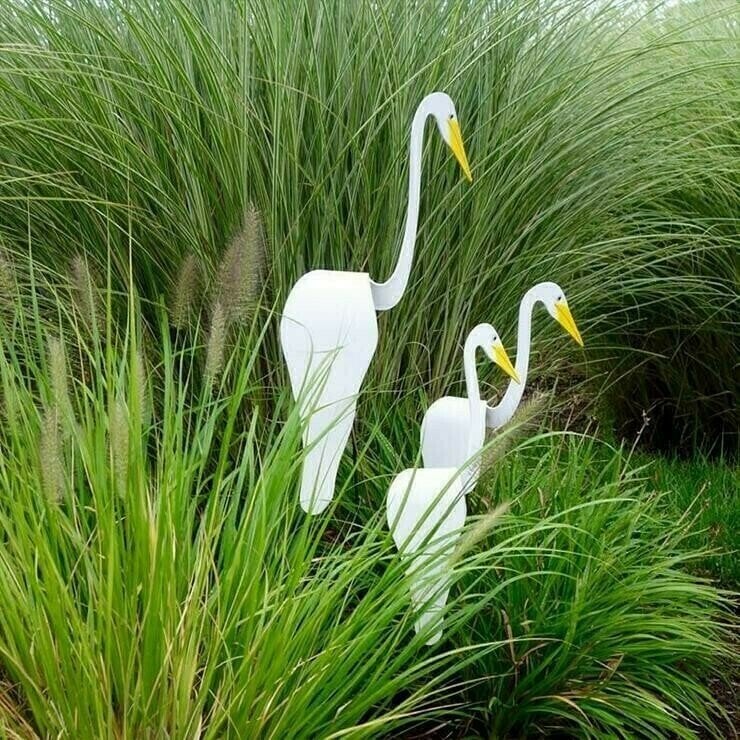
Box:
556;303;584;348
568;321;584;347
448;120;472;184
493;343;519;384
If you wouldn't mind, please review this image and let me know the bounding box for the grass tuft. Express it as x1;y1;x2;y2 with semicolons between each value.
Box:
204;300;227;384
38;404;64;503
169;253;203;331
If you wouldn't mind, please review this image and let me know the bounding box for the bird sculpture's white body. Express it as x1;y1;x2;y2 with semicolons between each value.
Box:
281;92;472;514
420;283;583;480
387;324;517;645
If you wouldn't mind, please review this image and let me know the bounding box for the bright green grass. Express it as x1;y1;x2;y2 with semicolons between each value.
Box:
642;454;739;586
0;292;466;737
0;0;736;735
0;277;734;737
452;435;736;738
0;0;736;450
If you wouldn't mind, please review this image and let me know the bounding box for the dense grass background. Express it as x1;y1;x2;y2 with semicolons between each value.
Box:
0;0;737;737
0;0;736;452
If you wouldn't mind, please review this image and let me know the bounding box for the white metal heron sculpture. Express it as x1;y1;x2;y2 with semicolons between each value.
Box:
281;92;472;514
420;282;583;478
386;324;518;645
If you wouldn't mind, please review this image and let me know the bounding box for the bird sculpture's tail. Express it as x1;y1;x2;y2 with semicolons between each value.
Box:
298;396;357;515
299;444;343;515
409;564;450;646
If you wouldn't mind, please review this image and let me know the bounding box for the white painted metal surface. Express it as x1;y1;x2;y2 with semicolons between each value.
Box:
420;283;583;481
387;324;518;644
280;92;472;514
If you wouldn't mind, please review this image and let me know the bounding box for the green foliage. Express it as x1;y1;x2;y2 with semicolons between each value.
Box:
643;453;739;586
0;292;464;737
451;436;735;738
0;280;734;737
0;0;736;451
0;0;736;736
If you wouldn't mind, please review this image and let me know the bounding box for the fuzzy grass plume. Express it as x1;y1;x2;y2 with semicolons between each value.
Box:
39;405;64;503
0;249;16;320
205;300;227;383
213;204;267;326
109;397;129;497
169;253;202;331
46;334;71;416
69;255;100;335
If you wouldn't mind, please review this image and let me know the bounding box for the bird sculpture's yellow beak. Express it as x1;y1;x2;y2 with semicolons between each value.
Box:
448;119;472;183
492;340;520;384
554;300;584;347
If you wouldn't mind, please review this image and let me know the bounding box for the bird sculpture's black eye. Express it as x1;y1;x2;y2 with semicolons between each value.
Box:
449;114;454;120
558;295;563;301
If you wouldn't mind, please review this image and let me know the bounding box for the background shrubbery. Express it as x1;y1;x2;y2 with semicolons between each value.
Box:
0;0;736;737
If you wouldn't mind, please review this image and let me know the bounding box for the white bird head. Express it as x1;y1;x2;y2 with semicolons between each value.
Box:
536;282;584;347
423;91;473;183
471;322;520;383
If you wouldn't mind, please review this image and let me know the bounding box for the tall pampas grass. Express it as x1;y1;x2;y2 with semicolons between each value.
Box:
39;405;63;503
170;253;202;330
205;300;227;383
69;255;100;335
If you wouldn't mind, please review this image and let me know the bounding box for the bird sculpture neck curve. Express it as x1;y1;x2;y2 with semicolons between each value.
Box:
486;286;541;429
463;326;486;460
370;96;432;311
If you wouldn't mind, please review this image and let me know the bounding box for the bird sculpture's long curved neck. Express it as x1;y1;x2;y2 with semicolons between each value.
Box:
463;332;484;459
486;288;539;429
370;100;429;311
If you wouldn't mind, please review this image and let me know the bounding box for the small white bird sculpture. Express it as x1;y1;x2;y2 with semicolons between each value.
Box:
281;92;473;514
386;324;518;645
420;282;583;477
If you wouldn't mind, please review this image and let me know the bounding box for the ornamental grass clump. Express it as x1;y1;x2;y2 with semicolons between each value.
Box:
204;205;268;383
0;0;735;451
0;287;733;738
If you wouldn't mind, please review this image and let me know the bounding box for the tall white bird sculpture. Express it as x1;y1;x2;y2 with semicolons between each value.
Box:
420;282;583;477
386;324;518;645
281;92;473;515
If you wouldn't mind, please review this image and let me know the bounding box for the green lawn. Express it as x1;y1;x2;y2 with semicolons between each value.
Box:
644;455;739;587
